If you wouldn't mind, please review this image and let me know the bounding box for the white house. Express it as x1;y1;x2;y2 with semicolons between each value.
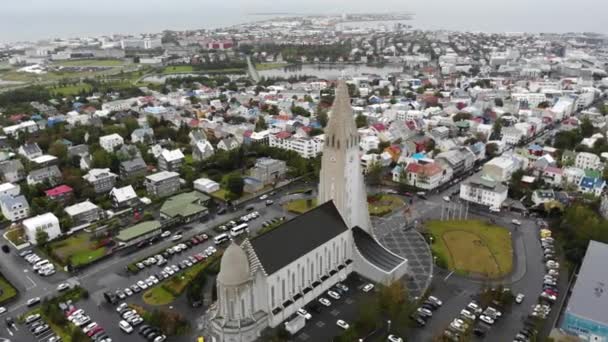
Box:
482;155;522;182
0;183;20;197
0;195;30;222
575;152;602;171
194;178;220;193
99;133;124;153
22;213;61;245
501;127;524;146
460;175;508;209
359;136;380;152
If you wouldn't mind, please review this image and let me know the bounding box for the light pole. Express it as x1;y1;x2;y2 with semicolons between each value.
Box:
387;320;391;333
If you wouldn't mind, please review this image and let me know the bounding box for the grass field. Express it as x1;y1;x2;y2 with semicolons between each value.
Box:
367;194;405;216
255;63;289;71
48;232;108;267
209;189;229;201
427;220;513;278
54;59;125;67
285;198;318;214
5;227;28;246
0;276;18;304
162;65;195;73
51;83;93;96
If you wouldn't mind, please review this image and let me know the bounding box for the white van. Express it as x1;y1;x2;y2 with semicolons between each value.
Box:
230;223;249;237
214;233;230;245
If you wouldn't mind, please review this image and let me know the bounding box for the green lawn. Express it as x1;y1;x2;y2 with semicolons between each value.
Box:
162;65;195;73
285;198;318;214
5;227;27;246
255;63;289;70
48;232;108;267
0;276;18;304
54;59;125;67
367;194;405;216
210;189;229;201
69;247;107;267
143;286;175;306
427;220;513;278
51;83;93;96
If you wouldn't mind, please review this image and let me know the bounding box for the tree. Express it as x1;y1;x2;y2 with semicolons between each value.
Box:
486;142;500;157
255;116;268;132
452;112;472;122
491;119;503;139
48;142;68;164
226;173;244;197
581;117;594;138
367;163;383;186
36;229;49;246
92;149;112;168
355;114;367;128
317;111;329;127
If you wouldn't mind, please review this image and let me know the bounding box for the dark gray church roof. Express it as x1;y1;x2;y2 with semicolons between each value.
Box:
249;201;348;275
352;226;405;272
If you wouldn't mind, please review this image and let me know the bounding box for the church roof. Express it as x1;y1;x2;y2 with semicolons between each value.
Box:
218;242;251;286
249;201;348;275
325;80;358;145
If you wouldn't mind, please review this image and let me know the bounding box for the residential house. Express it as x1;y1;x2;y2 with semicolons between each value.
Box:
501;126;524;145
435;148;475;175
359;136;380;152
22;213;61;245
579;176;606;197
0;194;30;222
0;160;25;183
563;167;586;186
159;191;209;224
541;166;563;186
83;168;117;194
119;157;147;179
99;133;124;152
131;127;155;144
65;200;103;226
192;140;215;161
189;130;207;145
405;162;452;190
0;183;20;197
145;171;181;198
391;164;404;183
459;175;508;209
44;185;73;204
249;158;287;185
18;143;43;160
575;152;602;171
158;149;185;172
109;185;139;208
483;155;522;182
217;136;240;151
531;189;556;206
193;178;220;193
67;144;90;159
27;166;62;186
268;133;324;159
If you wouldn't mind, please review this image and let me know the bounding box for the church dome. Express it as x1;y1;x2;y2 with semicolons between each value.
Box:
217;242;251;286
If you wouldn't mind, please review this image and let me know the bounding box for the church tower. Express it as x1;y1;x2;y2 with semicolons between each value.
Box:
318;80;372;232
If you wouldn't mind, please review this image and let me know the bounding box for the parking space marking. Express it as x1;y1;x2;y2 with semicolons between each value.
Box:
345;298;354;305
6;328;12;336
298;332;310;340
316;321;325;328
330;309;340;316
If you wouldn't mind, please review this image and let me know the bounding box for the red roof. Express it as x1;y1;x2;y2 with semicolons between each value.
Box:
275;132;292;139
45;185;73;197
372;123;386;132
9;114;26;123
189;119;200;127
243;130;253;138
406;162;442;177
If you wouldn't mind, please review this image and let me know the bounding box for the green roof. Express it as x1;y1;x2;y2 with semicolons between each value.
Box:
160;191;208;219
585;169;601;179
116;220;161;242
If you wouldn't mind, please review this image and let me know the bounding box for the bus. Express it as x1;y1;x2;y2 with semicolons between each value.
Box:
214;233;230;245
230;223;249;237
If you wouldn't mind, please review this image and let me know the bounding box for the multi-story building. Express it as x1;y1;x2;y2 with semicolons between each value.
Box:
83;168;118;194
109;185;140;208
575;152;602;171
459;175;508;209
158;149;185;172
22;213;61;245
501;126;524;145
65;200;103;226
145;171;181;198
561;240;608;340
269;133;324;159
120;157;147;179
99;133;124;153
482;155;522;182
120;37;162;50
0;194;30;222
405;162;452;190
249;158;287;185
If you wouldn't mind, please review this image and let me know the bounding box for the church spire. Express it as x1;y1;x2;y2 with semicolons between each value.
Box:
325;80;359;149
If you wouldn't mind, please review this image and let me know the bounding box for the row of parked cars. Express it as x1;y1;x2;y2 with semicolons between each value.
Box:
410;296;442;327
23;313;59;342
442;300;503;341
64;305;111;342
134;233;210;271
218;211;261;232
20;250;55;276
115;303;166;341
513;225;560;342
113;246;218;302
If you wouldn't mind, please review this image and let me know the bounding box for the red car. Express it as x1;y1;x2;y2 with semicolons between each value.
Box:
190;237;200;245
194;253;205;261
87;326;104;337
544;289;558;296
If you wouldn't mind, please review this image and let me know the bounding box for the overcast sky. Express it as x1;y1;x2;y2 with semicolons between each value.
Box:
1;0;606;42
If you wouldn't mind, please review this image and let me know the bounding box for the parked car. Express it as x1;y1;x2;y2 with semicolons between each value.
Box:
318;298;331;307
362;283;375;292
336;319;349;330
515;293;525;304
296;308;312;320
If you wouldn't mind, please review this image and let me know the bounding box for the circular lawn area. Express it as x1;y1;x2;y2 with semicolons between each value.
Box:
427;219;513;279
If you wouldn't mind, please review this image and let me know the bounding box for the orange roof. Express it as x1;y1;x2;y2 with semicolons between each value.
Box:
406;162;442;176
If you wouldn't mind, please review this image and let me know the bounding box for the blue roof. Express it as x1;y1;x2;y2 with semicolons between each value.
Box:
412;153;426;160
579;176;605;189
529;144;543;151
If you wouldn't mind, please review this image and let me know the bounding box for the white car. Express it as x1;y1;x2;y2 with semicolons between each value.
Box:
362;283;375;292
479;314;495;325
116;303;128;312
124;288;133;297
260;194;268;200
512;219;522;225
57;283;70;292
82;322;98;334
160;231;171;238
0;307;5;315
443;196;450;202
417;307;432;317
119;320;133;333
318;298;331;307
428;296;442;306
460;309;475;321
387;335;403;342
171;234;182;242
336;319;349;330
136;280;148;289
466;302;482;314
327;290;341;300
515;293;525;304
296;308;312;320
